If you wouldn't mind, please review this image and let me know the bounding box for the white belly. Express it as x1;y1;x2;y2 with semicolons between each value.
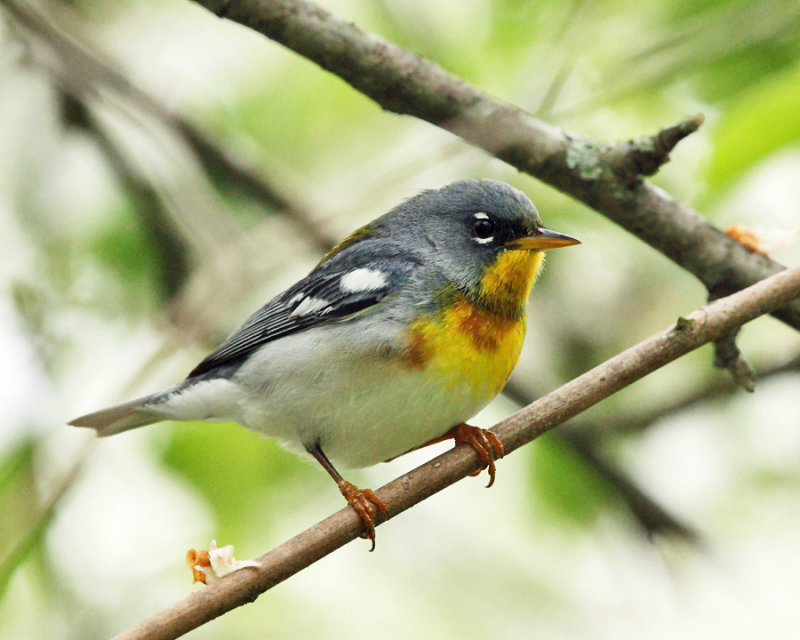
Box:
162;323;491;469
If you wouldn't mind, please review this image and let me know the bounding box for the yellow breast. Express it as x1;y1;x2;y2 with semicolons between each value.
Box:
404;249;545;400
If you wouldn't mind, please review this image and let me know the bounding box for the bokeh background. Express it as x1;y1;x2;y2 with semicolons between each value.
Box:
2;0;800;637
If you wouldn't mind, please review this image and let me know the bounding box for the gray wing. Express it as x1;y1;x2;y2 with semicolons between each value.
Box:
188;241;420;378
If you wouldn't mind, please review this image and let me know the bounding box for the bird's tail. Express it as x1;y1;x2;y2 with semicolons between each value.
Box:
69;389;176;437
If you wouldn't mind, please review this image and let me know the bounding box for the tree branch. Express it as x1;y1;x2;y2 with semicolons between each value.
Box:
190;0;800;332
115;266;800;640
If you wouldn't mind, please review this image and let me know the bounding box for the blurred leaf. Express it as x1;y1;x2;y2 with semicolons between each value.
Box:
683;0;800;103
527;434;620;528
0;440;38;543
84;203;163;313
0;440;39;596
705;64;800;197
221;64;382;171
159;422;314;541
566;0;800;118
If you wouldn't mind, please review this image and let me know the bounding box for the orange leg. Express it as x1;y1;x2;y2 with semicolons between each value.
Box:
307;443;387;551
400;423;505;487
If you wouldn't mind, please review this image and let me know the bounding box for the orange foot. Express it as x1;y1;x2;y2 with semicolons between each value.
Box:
450;423;505;487
337;480;387;552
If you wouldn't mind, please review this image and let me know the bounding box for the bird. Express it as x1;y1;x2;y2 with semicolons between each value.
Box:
70;179;580;548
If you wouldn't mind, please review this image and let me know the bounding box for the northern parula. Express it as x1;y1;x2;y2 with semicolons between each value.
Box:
70;179;579;546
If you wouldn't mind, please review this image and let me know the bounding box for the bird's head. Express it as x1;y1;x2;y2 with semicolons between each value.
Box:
377;179;580;315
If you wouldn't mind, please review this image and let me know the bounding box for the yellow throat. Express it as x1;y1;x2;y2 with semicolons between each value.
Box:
406;249;545;398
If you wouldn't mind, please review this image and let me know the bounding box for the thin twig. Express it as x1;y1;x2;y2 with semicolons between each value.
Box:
712;328;756;391
606;114;705;183
114;266;800;640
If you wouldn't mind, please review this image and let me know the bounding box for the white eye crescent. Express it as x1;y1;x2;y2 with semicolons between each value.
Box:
472;212;495;244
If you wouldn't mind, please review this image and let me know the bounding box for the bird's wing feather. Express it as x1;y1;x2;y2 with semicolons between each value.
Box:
188;241;419;378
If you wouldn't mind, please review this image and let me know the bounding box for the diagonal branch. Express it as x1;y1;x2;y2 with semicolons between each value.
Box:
115;266;800;640
192;0;800;332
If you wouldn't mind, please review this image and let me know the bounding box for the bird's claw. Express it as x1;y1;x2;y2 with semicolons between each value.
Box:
452;423;505;487
338;480;387;551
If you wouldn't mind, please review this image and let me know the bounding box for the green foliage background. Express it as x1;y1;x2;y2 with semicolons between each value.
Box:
1;0;800;637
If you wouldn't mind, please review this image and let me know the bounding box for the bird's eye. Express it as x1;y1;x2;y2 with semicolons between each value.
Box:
472;218;495;239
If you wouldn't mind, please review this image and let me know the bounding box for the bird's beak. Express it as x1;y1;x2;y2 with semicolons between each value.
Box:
506;227;581;250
